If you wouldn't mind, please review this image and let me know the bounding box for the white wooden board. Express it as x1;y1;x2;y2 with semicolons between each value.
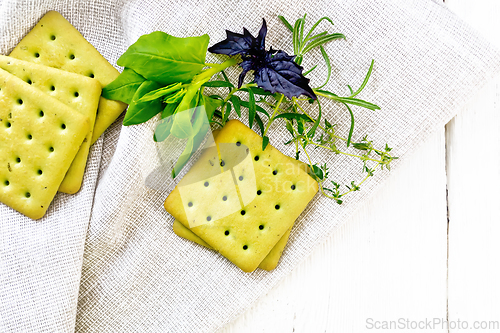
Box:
445;1;500;332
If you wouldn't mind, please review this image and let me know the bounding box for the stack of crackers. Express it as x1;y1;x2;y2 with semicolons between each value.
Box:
0;11;127;219
164;120;318;272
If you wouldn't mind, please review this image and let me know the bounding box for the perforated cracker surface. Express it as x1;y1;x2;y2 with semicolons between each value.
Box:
172;155;309;271
9;10;126;144
173;219;292;271
165;120;318;272
0;68;90;219
0;55;101;194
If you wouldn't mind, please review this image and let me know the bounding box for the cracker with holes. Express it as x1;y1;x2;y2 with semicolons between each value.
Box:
164;120;318;272
9;10;126;144
0;56;101;194
171;154;310;271
173;219;292;271
0;68;90;219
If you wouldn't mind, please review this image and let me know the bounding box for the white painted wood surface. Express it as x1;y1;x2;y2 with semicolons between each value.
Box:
445;1;500;333
219;1;500;332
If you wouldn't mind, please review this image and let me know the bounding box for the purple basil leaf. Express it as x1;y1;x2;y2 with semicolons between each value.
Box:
208;19;267;56
238;58;257;87
210;19;316;99
256;19;267;50
255;50;316;100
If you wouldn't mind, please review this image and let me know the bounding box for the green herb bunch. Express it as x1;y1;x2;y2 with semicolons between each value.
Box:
103;14;397;203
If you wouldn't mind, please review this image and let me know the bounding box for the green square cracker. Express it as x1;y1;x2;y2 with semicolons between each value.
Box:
171;155;310;271
0;68;90;219
165;120;318;272
9;10;127;144
172;219;292;271
0;55;101;194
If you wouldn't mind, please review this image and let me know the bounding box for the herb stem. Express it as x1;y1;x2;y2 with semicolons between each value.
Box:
219;83;257;125
261;100;287;114
307;140;381;162
319;186;335;199
196;58;238;84
292;98;346;142
263;94;285;137
340;172;371;196
223;83;257;104
300;139;316;172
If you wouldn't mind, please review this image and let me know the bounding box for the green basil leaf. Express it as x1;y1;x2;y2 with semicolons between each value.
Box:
102;68;146;104
192;104;209;134
117;32;210;85
172;137;194;178
170;91;199;139
170;108;194;139
154;117;173;142
230;95;241;117
139;82;183;102
172;108;210;177
161;102;179;119
123;80;163;126
164;89;187;103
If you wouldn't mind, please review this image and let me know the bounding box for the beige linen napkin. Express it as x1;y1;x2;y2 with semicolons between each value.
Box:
0;0;499;332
